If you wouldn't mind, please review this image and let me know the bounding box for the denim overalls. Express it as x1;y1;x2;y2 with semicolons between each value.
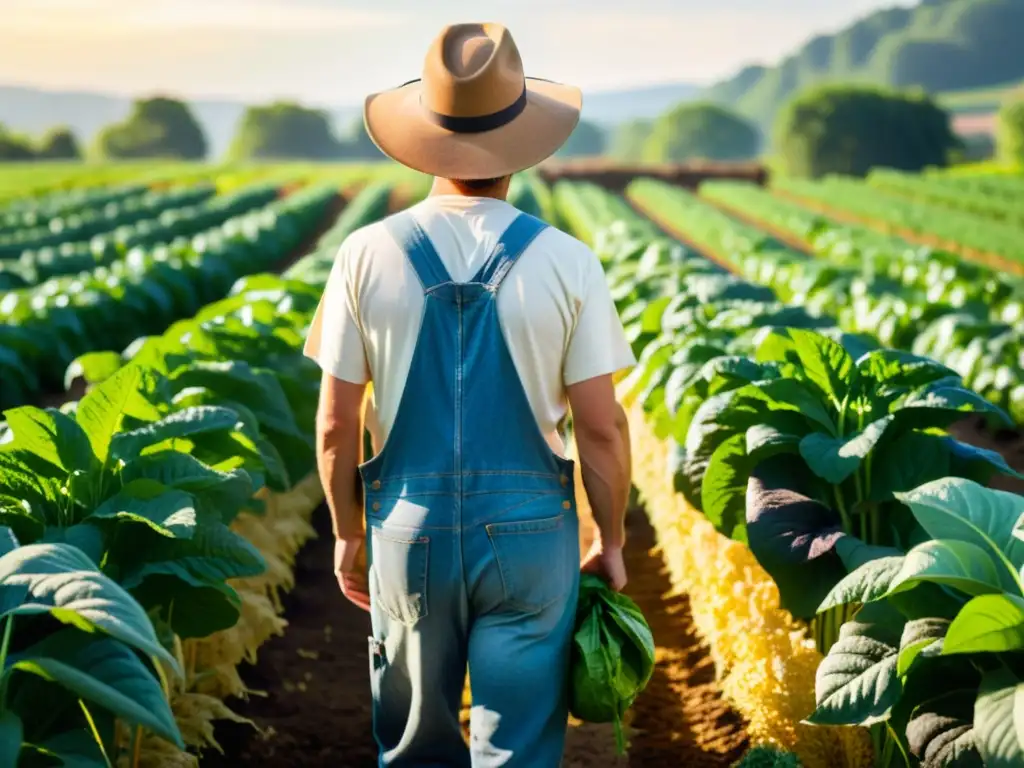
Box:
359;210;580;767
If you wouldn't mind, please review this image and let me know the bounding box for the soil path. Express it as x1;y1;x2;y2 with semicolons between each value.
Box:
205;501;748;767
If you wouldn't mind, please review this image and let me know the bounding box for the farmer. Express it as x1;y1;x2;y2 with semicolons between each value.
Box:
304;22;634;767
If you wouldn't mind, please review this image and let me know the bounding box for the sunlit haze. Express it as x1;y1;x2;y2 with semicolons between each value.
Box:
2;0;916;104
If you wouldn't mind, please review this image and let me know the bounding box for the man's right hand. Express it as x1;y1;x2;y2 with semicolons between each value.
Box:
581;539;627;592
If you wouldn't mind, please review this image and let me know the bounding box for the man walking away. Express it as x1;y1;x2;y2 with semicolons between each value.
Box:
304;22;635;768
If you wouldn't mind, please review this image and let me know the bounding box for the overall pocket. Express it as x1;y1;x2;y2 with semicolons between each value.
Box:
370;527;430;626
486;514;573;614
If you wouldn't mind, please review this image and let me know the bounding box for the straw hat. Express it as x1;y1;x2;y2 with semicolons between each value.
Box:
364;23;582;179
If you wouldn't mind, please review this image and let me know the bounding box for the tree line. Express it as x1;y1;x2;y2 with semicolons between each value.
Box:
4;87;1024;177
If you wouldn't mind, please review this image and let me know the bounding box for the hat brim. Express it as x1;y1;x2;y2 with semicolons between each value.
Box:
364;77;582;179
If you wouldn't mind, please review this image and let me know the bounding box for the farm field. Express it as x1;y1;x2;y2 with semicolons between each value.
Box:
1;160;1024;768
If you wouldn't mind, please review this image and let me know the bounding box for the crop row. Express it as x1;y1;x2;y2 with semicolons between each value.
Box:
866;168;1024;225
630;178;1024;424
0;183;337;410
0;183;152;235
919;170;1024;200
0;180;394;767
0;183;281;290
558;180;1024;767
774;175;1024;267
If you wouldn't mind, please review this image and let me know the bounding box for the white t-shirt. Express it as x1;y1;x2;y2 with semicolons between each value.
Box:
303;195;636;456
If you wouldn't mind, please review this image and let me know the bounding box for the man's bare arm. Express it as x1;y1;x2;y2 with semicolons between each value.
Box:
568;374;630;548
315;372;367;540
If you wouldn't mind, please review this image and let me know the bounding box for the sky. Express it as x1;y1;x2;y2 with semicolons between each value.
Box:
1;0;917;105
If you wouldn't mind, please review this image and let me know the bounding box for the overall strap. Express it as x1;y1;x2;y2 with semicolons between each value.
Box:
471;212;548;290
385;210;454;291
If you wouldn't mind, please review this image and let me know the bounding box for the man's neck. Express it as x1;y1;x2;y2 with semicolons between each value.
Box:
429;177;511;201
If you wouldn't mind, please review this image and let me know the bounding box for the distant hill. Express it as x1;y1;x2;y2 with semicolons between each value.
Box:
580;82;700;126
700;0;1024;130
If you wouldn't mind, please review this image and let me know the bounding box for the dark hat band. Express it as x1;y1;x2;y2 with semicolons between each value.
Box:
399;78;530;134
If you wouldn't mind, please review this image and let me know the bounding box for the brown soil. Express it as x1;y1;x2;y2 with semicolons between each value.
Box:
202;500;748;767
617;508;748;767
200;506;378;768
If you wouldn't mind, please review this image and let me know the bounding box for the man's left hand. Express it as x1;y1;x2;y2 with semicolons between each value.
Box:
334;536;371;612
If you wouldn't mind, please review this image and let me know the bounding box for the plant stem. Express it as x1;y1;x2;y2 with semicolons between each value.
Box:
0;615;13;711
79;700;114;768
833;486;853;534
131;725;143;768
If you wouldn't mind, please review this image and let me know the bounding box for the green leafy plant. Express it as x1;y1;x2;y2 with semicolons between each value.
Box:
684;328;1017;625
808;477;1024;767
0;529;183;765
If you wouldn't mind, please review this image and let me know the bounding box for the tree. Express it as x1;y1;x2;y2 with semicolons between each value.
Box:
609;119;652;162
555;120;606;158
642;103;760;163
996;97;1024;165
37;126;81;160
228;102;345;161
336;119;385;160
94;97;207;160
0;124;35;161
773;84;959;178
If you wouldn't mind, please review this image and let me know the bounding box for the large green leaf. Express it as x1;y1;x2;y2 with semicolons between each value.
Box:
0;449;63;514
0;526;18;556
109;406;240;461
22;729;109;768
88;483;197;539
888;539;1007;599
974;667;1024;767
869;431;953;503
167;361;304;439
119;451;253;521
896;478;1024;594
9;631;183;748
818;556;906;612
0;543;176;671
120;520;265;592
898;385;1012;429
897;618;949;677
799;414;894;485
905;686;982;768
700;433;749;542
892;658;982;768
0;710;22;768
858;349;958;391
1;408;95;472
759;328;855;404
737;377;837;435
75;364;159;463
944;594;1024;655
808;601;905;726
63;350;125;389
119;520;265;637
